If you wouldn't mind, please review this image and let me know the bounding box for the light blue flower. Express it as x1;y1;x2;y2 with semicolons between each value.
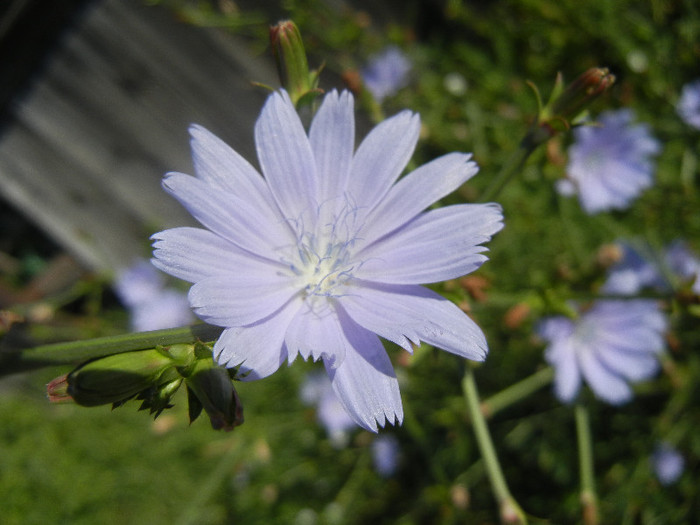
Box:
676;79;700;130
371;434;400;477
151;90;503;431
362;46;411;103
602;242;668;295
603;240;700;295
300;372;357;447
114;260;193;332
666;240;700;295
652;442;684;485
558;109;660;214
538;300;666;405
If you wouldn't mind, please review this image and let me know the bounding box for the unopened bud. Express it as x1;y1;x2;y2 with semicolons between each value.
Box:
183;358;243;431
64;349;183;407
547;67;616;122
47;374;71;403
269;20;322;106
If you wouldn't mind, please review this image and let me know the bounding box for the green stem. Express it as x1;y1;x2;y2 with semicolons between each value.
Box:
575;403;599;525
479;126;549;203
0;324;223;376
463;365;527;524
481;367;554;419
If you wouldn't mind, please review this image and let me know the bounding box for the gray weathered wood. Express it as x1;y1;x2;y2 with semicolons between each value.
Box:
0;0;277;274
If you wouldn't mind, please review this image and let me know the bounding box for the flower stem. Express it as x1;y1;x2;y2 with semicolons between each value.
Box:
480;367;554;419
0;324;223;377
462;365;527;524
575;403;599;525
479;125;550;203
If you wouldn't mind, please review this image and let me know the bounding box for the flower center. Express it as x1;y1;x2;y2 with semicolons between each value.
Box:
286;197;364;299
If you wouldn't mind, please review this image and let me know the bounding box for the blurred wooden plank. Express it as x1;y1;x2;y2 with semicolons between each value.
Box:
0;0;277;274
0;0;91;116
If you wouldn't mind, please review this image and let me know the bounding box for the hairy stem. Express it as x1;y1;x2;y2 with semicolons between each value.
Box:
481;367;554;418
463;365;527;524
575;403;599;525
0;324;224;377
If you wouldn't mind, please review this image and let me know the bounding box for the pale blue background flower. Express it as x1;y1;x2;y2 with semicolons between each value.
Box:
559;109;660;213
152;90;503;431
114;259;193;332
602;242;668;295
362;46;411;103
538;300;667;405
652;442;684;485
371;434;400;477
676;79;700;129
666;240;700;295
300;372;357;447
603;240;700;295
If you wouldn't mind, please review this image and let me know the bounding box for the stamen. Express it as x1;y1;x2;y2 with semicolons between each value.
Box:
283;196;364;299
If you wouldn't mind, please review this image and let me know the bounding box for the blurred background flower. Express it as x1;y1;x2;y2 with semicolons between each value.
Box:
371;433;400;477
602;241;667;295
676;79;700;129
114;259;193;332
603;240;700;295
300;372;357;447
538;300;667;404
652;442;685;486
361;46;411;103
557;109;660;213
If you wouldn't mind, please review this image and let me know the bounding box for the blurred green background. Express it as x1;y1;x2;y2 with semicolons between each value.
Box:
1;0;699;523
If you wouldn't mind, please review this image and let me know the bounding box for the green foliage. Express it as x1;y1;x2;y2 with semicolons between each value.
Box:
2;0;700;523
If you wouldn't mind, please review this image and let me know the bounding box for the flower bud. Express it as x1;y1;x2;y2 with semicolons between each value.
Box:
47;374;71;403
546;68;616;123
183;358;244;431
64;349;183;407
269;20;322;106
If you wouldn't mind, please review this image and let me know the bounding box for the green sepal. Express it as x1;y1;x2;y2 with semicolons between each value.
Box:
184;358;244;431
269;20;323;107
66;349;179;407
186;385;204;424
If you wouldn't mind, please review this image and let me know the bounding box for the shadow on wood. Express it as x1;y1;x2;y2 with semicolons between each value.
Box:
0;0;277;274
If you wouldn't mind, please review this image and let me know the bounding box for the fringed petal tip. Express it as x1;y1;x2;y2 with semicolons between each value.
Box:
353;405;404;434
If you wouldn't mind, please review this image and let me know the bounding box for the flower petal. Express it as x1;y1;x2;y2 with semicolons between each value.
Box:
188;274;297;327
163;173;293;260
189;124;283;216
309;90;355;206
356;203;503;284
255;90;318;221
151;227;274;283
578;348;632;404
324;314;403;432
359;153;479;247
338;283;487;360
285;299;347;366
596;346;659;382
214;298;302;380
544;334;582;403
347;110;420;212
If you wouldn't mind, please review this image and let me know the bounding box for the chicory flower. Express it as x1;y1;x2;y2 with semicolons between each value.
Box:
652;442;685;485
557;109;660;213
300;372;357;446
538;300;667;405
115;260;193;332
362;46;411;103
152;89;503;431
677;79;700;130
